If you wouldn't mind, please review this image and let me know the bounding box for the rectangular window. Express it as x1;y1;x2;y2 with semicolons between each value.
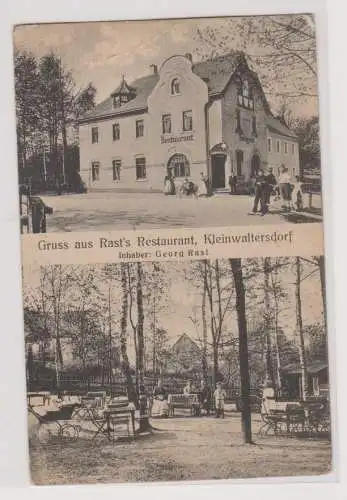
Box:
91;127;99;144
135;157;146;180
162;114;172;134
284;142;288;154
112;159;121;181
268;138;272;152
136;119;144;138
91;161;100;182
112;123;120;141
236;109;241;132
292;143;295;155
113;95;120;108
182;110;193;131
276;140;280;153
236;150;244;177
252;116;257;135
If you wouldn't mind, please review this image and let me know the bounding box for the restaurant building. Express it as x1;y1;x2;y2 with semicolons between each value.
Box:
78;52;299;192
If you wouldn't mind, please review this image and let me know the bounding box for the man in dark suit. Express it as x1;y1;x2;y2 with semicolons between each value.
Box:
250;169;267;215
198;379;212;416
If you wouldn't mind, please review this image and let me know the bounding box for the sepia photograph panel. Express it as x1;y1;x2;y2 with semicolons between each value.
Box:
24;256;331;485
15;15;322;234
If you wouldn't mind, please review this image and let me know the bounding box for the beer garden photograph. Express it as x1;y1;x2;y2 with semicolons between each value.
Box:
15;14;323;234
24;255;331;484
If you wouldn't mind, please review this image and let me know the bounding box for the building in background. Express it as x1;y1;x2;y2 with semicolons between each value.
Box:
78;52;299;192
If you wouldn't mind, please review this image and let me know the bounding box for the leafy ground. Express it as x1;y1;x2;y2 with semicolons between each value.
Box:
38;192;322;233
29;412;331;485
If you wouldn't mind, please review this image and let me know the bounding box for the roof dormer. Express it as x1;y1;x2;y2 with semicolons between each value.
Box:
111;75;136;108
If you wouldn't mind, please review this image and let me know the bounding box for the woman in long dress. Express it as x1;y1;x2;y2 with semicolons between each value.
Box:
198;172;208;197
151;380;169;418
164;175;171;195
278;165;292;211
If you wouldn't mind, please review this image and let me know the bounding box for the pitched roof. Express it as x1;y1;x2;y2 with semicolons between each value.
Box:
81;73;159;122
266;114;298;139
282;361;328;375
80;52;245;123
170;333;201;353
79;51;295;143
192;51;244;96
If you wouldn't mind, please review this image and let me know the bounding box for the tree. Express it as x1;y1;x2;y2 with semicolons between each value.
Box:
14;51;42;171
229;258;252;444
15;50;97;189
23;265;73;395
119;263;138;405
294;257;308;400
292;116;320;173
193;14;317;111
200;260;235;386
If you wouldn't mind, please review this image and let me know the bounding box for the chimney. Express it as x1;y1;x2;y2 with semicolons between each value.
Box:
185;53;193;63
150;64;158;75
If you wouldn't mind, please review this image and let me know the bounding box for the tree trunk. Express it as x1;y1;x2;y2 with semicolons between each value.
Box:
136;262;145;390
213;345;219;386
108;280;113;387
269;260;282;396
201;264;208;383
295;257;308;400
230;258;252;444
120;263;138;406
317;256;327;333
263;258;275;389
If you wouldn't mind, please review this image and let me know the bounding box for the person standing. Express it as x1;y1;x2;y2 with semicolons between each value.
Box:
214;381;226;418
291;175;304;211
278;165;292;211
199;379;212;416
163;174;171;195
228;171;237;195
249;169;267;215
198;172;208;197
264;167;277;208
261;380;275;415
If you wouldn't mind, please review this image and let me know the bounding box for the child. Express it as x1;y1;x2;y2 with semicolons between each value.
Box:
291;175;304;211
214;382;226;418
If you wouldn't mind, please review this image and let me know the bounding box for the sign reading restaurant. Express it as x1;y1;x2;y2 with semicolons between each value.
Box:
160;134;194;144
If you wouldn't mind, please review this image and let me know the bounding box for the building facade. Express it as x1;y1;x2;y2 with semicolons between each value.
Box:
78;52;299;192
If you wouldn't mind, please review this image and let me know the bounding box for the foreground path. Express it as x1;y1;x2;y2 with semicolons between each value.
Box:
39;192;300;233
30;413;331;485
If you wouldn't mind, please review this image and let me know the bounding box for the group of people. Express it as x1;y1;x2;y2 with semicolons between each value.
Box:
249;165;304;216
151;379;227;419
164;172;209;198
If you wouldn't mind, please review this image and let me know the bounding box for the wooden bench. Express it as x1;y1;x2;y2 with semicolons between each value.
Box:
167;394;199;417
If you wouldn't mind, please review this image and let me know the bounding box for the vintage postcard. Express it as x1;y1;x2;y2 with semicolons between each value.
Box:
15;15;321;234
14;14;332;485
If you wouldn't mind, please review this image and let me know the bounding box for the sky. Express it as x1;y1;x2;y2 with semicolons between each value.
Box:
13;17;318;118
23;258;325;352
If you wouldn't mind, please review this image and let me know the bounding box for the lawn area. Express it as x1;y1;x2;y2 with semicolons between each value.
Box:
29;412;332;485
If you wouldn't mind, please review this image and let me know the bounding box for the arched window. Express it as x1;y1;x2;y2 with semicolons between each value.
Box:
168;153;190;178
171;78;180;95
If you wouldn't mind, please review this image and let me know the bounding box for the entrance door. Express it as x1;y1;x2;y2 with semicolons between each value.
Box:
211;154;226;189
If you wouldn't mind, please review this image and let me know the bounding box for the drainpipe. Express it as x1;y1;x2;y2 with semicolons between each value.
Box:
204;101;212;193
